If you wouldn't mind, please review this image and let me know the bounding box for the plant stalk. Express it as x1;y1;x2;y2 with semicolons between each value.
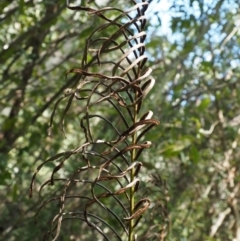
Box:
129;84;139;241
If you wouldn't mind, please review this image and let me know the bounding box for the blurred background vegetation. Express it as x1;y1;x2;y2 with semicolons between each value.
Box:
1;0;240;240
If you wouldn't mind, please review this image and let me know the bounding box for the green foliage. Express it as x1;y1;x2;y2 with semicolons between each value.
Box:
0;0;240;240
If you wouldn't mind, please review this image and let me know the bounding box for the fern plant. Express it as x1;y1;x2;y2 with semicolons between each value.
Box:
30;1;168;240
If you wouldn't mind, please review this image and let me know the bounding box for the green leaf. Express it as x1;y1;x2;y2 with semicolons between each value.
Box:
189;145;200;163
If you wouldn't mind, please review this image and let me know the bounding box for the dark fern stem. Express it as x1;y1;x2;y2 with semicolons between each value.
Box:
30;1;168;240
